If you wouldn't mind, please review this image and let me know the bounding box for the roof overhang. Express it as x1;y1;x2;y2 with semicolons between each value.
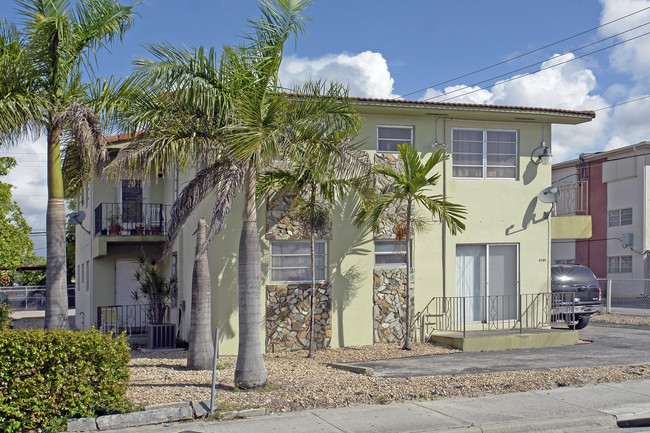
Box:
351;97;595;125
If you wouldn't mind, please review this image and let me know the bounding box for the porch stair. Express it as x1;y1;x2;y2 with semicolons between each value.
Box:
429;328;578;352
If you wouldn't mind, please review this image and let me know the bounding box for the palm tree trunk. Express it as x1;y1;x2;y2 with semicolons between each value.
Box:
234;165;268;388
45;126;69;329
308;231;316;358
187;218;214;370
403;199;412;350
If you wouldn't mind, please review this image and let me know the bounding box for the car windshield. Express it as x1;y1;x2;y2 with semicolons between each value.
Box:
551;266;598;285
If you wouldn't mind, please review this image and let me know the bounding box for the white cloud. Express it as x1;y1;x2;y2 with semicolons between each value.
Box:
1;136;48;256
279;51;398;98
599;0;650;88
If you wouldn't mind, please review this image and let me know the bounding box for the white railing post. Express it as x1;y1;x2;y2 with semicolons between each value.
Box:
607;279;612;314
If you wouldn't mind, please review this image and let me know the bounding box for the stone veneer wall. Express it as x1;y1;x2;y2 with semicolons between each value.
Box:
266;193;332;240
266;284;332;352
373;267;415;344
373;153;408;240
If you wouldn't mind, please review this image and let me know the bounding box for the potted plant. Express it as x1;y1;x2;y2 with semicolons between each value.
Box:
132;255;178;349
107;212;122;235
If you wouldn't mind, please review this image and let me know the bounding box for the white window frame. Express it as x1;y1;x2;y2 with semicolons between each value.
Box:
451;128;518;179
608;255;633;273
270;241;327;283
608;208;632;227
374;240;408;267
377;125;413;153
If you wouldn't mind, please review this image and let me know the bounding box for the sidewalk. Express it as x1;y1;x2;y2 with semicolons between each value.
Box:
109;379;650;433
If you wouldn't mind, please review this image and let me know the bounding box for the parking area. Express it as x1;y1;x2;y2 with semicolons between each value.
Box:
348;322;650;378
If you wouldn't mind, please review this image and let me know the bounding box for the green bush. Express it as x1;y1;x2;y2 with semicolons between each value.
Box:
0;300;11;331
0;328;132;432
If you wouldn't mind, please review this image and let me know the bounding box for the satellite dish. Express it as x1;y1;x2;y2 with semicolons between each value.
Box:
67;211;86;226
538;186;560;204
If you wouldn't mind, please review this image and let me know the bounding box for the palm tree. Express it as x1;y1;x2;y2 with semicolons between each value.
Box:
187;218;214;370
355;143;467;350
0;0;136;329
109;0;361;388
258;134;368;358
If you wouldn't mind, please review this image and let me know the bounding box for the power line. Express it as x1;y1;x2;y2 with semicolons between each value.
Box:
433;29;650;103
426;23;650;102
593;94;650;112
402;5;650;98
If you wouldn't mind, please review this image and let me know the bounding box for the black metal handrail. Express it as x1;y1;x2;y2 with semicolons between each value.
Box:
97;304;149;336
94;202;170;236
415;293;577;340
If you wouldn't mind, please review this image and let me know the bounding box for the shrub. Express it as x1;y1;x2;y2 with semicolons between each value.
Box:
0;328;132;432
0;300;11;331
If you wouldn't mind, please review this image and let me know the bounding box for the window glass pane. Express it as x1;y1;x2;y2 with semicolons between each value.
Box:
453;130;483;141
453;166;483;177
621;256;633;273
608;210;619;227
271;242;309;255
378;140;400;152
487;154;516;166
452;141;483;153
315;268;327;281
314;242;326;254
621;208;632;225
608;257;619;273
487;142;516;154
486;167;516;178
271;255;311;268
378;127;412;140
453;154;483;166
375;241;407;253
375;253;407;265
487;131;516;143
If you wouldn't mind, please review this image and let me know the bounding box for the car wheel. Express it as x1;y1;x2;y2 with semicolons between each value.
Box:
573;315;590;330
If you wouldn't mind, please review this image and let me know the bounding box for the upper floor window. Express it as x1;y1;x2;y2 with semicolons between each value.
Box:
608;208;632;227
377;125;413;153
270;241;327;283
452;129;517;179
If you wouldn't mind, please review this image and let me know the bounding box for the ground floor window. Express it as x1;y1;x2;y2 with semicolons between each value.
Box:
270;241;327;283
455;244;519;322
608;256;632;273
374;240;407;267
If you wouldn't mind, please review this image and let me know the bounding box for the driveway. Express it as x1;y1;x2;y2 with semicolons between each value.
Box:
347;323;650;378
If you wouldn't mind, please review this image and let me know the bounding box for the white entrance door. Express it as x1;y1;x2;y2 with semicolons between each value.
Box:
115;260;145;330
456;244;518;323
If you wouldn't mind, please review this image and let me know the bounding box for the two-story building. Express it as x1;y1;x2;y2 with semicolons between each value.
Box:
552;141;650;298
74;97;594;354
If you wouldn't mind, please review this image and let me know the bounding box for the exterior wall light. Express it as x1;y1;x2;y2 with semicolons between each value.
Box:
531;142;552;165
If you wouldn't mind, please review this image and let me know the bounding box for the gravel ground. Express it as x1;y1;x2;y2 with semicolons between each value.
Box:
127;316;650;414
592;313;650;326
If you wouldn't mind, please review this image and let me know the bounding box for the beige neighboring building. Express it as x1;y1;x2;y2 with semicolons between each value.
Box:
552;141;650;297
74;97;594;355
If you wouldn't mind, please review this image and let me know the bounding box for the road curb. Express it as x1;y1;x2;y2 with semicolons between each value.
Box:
327;362;374;375
434;414;617;433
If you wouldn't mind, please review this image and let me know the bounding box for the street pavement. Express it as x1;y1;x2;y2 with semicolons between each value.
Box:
109;379;650;432
99;323;650;433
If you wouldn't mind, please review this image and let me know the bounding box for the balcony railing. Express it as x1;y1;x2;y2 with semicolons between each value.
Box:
97;304;149;336
94;203;170;236
553;180;589;216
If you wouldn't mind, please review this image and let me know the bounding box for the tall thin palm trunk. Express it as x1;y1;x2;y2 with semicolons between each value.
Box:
403;198;412;350
45;128;68;329
308;230;316;358
187;218;214;370
234;165;267;388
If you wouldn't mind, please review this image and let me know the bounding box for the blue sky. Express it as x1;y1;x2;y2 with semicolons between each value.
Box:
2;0;650;255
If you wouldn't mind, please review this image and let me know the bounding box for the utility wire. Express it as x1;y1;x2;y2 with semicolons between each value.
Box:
402;5;650;98
593;94;650;112
433;29;650;103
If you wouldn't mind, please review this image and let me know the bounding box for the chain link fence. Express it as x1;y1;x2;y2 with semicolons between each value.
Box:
598;278;650;316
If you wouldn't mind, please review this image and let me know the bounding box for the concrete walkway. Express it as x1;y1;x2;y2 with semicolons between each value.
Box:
107;379;650;432
348;323;650;377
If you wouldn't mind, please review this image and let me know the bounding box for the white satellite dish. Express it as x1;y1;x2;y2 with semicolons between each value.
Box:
538;186;560;204
67;211;86;225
